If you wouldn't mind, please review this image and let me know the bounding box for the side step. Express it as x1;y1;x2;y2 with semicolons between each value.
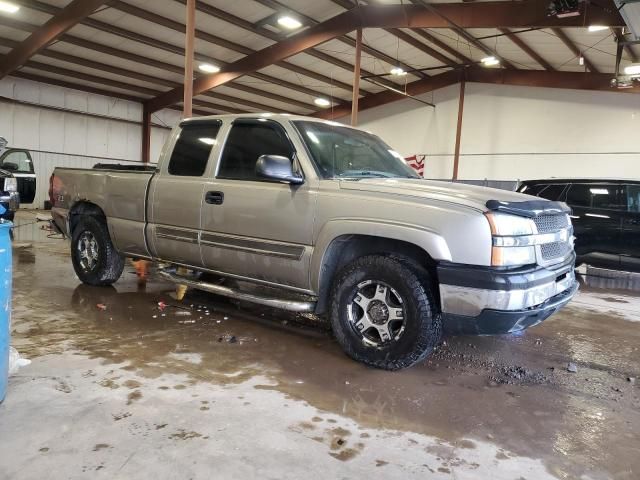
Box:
158;269;317;313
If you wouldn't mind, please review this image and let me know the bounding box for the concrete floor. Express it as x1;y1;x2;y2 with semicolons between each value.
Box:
1;211;639;479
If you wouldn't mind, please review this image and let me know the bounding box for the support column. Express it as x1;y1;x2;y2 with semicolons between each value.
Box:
183;0;195;118
141;106;151;164
351;28;362;126
452;79;465;180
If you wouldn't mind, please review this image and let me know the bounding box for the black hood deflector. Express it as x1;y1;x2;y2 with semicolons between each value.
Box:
486;199;571;218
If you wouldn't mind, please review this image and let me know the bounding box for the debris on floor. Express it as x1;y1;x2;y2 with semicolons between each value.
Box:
567;362;578;373
96;303;107;311
8;347;31;375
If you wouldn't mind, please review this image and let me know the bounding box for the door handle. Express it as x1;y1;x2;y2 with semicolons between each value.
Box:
205;191;224;205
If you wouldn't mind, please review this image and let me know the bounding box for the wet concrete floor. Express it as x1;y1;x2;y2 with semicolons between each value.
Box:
0;211;639;479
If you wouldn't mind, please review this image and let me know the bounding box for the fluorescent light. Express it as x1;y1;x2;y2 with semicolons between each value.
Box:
0;1;19;13
588;25;608;32
314;98;331;107
585;213;610;219
390;67;407;76
590;188;609;195
198;63;220;73
277;15;302;30
198;137;216;145
481;56;500;67
624;63;640;76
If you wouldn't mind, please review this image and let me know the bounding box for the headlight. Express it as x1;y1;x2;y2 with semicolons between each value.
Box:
485;212;536;266
4;177;17;193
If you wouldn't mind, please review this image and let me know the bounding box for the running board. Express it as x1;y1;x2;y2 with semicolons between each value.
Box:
158;270;317;313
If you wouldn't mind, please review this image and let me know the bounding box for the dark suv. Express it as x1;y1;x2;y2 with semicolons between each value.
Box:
517;179;640;272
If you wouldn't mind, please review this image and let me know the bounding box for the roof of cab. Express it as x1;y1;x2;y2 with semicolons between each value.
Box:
180;113;357;128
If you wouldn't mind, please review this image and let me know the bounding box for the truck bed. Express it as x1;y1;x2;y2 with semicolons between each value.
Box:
51;166;154;258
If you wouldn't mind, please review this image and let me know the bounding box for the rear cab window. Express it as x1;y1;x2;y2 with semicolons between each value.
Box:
168;121;222;177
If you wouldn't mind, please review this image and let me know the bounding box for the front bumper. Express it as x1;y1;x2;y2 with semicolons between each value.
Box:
0;191;19;219
438;255;578;335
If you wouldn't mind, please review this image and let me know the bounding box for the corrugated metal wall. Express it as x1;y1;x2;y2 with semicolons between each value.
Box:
0;76;180;209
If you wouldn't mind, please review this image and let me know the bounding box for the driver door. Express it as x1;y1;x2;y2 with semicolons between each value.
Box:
199;119;316;291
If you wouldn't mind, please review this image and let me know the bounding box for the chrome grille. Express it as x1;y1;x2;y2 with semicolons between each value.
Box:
533;214;569;233
540;241;571;261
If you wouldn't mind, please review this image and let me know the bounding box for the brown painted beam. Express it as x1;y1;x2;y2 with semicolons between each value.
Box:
111;0;355;93
452;79;465;180
0;0;108;79
253;0;417;85
183;0;195;118
315;68;640;120
499;28;555;71
316;69;463;120
408;0;517;70
141;107;151;163
177;0;388;91
552;28;599;73
328;0;429;79
146;8;360;113
14;0;323;108
0;19;306;113
351;28;362;126
146;0;625;112
412;30;473;64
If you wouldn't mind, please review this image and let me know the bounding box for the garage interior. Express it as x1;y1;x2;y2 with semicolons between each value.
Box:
1;0;640;478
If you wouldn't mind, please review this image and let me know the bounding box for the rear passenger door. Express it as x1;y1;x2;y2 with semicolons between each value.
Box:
199;119;316;290
565;183;624;260
147;120;221;267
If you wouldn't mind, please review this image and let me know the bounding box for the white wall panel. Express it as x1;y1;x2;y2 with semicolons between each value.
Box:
346;83;640;181
0;76;180;209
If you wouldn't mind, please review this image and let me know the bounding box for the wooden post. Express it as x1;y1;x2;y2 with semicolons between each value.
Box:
351;28;362;126
141;107;151;163
452;79;465;180
183;0;195;118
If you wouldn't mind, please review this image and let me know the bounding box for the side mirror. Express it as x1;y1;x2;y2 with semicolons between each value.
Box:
256;154;304;185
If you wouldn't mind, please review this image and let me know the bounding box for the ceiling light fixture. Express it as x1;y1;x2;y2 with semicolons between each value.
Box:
390;67;407;76
588;25;608;32
481;56;500;67
198;63;220;73
277;15;302;30
314;98;331;107
0;1;19;13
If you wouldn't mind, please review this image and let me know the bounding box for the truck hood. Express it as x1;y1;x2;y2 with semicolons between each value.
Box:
338;178;535;212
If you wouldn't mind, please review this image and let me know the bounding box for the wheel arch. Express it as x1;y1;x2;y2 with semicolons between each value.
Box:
68;200;107;236
312;221;451;315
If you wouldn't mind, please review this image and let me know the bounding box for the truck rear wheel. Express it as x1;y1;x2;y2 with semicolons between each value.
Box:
71;216;124;286
329;255;441;370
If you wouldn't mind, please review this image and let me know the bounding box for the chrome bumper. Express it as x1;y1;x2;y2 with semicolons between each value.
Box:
440;269;575;317
0;192;19;212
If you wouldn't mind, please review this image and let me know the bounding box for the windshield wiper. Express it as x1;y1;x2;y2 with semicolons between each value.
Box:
337;170;392;179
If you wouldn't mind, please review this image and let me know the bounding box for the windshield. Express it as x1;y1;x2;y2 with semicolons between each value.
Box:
294;121;419;180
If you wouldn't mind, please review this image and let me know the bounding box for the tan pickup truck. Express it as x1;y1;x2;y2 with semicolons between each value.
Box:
50;114;578;369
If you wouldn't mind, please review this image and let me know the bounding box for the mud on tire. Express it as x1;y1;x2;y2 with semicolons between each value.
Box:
329;255;442;370
71;215;124;286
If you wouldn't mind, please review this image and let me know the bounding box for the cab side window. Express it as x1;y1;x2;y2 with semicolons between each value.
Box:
627;185;640;213
566;184;626;210
217;122;294;181
1;150;34;174
168;122;221;177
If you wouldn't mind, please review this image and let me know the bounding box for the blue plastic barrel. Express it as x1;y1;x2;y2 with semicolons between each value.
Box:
0;204;12;403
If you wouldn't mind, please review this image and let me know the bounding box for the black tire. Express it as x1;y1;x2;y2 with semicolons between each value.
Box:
71;215;124;286
329;255;441;370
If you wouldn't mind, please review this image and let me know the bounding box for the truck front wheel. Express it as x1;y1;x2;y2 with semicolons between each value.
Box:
71;216;124;286
329;255;442;370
